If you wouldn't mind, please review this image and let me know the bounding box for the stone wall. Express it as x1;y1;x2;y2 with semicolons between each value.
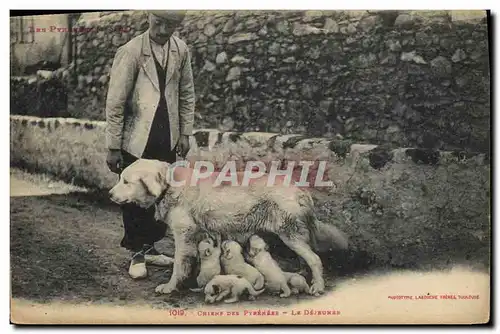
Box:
11;10;490;153
10;115;490;269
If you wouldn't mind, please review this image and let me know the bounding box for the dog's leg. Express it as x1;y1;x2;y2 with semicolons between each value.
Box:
279;283;292;298
224;294;239;303
278;234;325;295
215;289;231;302
155;207;198;295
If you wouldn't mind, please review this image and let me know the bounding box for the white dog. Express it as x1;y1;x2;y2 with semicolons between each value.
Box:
108;159;349;296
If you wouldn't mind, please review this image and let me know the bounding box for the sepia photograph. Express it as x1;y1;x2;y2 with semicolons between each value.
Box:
9;7;491;325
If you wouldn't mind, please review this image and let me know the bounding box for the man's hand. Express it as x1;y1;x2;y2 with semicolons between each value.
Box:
106;149;123;174
176;135;191;158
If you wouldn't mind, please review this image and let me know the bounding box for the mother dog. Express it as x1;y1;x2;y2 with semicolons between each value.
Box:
108;159;348;296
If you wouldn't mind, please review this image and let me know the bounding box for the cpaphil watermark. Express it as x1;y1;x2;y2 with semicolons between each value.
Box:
166;160;335;189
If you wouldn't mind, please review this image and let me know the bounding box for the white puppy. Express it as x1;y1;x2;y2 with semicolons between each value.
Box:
220;240;265;290
246;235;291;298
204;275;265;304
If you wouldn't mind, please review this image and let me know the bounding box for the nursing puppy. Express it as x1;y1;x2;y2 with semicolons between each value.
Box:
284;272;311;295
204;275;265;304
190;233;222;292
108;159;349;296
247;234;291;298
220;240;265;290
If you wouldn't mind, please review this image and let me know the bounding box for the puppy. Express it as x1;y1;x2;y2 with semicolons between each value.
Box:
220;240;265;290
190;233;222;292
246;235;291;298
284;272;311;295
204;275;265;304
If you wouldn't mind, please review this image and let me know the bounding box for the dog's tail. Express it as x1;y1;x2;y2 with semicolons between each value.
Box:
299;190;349;252
253;273;265;291
308;217;349;252
302;209;348;252
247;282;266;296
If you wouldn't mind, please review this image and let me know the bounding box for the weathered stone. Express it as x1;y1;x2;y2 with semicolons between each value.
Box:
268;42;281;55
452;49;467;63
215;52;228;64
226;67;241;81
401;51;427;64
220;116;235;131
204;23;217;37
202;60;216;72
275;20;290;34
386;40;402;52
302;10;324;22
394;14;416;28
228;32;258;44
323;18;339;33
245;18;260;30
430;56;452;75
258;26;268;36
208;94;220;102
231;55;251;65
415;31;431;46
231;80;241;90
292;23;323;36
307;47;321;60
358;15;379;32
214;33;225;45
469;51;483;61
234;22;245;32
319;99;333;115
352;53;378;68
223;18;235;33
196;33;208;44
301;84;314;99
346;23;357;34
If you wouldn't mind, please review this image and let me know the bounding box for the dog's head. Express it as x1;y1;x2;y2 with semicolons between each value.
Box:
204;280;221;304
108;159;171;208
247;234;268;257
221;240;243;260
198;238;217;259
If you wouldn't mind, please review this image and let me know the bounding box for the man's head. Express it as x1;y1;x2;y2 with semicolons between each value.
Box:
147;10;186;44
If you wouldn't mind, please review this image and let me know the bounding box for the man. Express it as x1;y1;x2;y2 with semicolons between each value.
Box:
105;10;195;279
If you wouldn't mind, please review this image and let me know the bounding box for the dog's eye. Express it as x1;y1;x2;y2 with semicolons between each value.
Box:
123;179;128;185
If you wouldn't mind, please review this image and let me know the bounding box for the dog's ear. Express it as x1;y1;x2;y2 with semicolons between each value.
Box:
139;173;164;198
212;284;220;295
225;249;233;260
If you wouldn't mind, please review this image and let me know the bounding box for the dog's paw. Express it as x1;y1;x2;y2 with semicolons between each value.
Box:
309;279;325;296
155;283;177;294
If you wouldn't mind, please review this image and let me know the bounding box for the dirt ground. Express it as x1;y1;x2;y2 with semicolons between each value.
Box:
9;168;362;310
9;168;490;321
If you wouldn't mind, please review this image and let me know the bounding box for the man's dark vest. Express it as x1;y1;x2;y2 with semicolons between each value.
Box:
142;41;172;160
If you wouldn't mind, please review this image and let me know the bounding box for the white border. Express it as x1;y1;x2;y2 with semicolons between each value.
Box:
3;1;498;333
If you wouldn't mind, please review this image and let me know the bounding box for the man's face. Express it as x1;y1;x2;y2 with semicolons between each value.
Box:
148;13;183;44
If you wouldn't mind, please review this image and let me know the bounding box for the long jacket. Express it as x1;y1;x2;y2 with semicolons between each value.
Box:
105;30;195;157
